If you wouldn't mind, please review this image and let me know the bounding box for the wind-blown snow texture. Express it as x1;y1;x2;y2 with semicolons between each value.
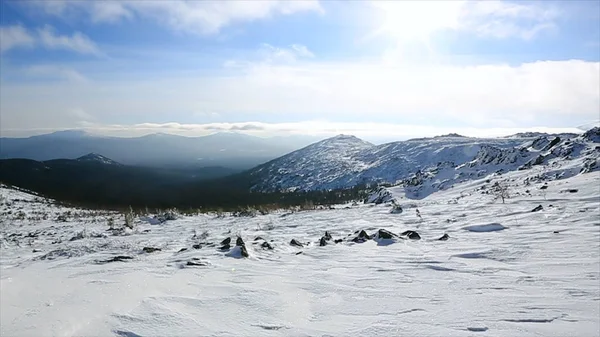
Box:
249;129;600;195
1;162;599;336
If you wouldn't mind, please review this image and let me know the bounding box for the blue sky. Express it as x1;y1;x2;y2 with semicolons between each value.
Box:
1;0;599;142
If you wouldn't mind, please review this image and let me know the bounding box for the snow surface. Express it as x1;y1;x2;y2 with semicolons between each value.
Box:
250;129;599;194
1;167;599;336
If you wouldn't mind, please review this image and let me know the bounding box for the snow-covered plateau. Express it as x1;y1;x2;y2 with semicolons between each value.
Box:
1;163;599;336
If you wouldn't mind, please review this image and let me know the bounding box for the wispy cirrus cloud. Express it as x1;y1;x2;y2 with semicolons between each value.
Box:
0;25;36;53
0;24;99;55
37;25;100;55
29;0;323;35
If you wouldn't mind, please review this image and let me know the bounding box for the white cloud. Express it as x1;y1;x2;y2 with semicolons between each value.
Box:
37;25;100;55
371;0;559;42
31;0;323;35
90;1;133;23
0;24;100;55
2;57;598;137
0;25;36;53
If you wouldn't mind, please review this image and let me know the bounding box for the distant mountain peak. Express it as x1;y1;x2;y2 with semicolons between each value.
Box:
76;153;121;165
435;133;467;138
318;134;373;146
40;129;89;138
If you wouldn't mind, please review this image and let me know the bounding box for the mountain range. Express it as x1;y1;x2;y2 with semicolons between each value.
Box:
0;130;323;170
244;128;599;196
0;128;597;209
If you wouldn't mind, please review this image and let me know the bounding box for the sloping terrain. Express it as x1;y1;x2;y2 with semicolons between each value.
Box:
249;128;600;194
1;166;599;336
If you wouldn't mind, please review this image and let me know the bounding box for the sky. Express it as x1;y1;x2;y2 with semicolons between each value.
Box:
1;0;599;143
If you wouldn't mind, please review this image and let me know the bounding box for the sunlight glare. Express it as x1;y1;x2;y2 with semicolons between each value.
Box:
374;1;466;42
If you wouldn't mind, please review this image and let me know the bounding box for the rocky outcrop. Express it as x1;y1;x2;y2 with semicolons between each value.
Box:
351;230;371;243
438;234;449;241
400;230;421;240
290;239;304;247
142;247;161;253
531;205;543;212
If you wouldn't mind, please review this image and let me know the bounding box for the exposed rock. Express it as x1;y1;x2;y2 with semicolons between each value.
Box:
32;249;42;253
324;231;332;241
367;187;394;204
351;230;372;243
142;247;161;253
319;237;328;246
186;258;209;266
177;248;188;253
334;239;343;244
438;234;450;241
97;256;133;264
390;205;404;214
540;185;548;190
240;245;249;258
401;230;421;240
69;231;85;241
290;239;304;247
553;230;560;234
236;237;245;247
295;251;303;255
221;237;232;245
376;229;397;240
531;205;544;212
560;189;578;193
254;236;264;241
261;241;273;250
192;244;201;249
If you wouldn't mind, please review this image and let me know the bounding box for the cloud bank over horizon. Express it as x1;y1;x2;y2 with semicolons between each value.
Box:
1;0;598;140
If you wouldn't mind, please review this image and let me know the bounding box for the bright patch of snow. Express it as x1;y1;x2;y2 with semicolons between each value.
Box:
463;223;507;232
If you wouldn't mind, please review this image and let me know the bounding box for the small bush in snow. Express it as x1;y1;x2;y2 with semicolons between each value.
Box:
124;207;135;230
491;181;510;204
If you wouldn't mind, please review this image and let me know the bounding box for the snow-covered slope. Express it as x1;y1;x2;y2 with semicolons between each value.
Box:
1;167;599;336
249;129;600;195
77;153;122;165
250;134;375;191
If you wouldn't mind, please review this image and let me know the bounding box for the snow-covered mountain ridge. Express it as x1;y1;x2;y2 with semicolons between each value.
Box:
249;128;600;195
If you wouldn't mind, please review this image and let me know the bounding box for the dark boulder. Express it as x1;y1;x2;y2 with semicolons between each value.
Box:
97;255;133;264
438;234;450;241
221;237;232;245
142;247;161;253
376;229;397;240
531;205;544;212
324;231;332;241
295;251;303;255
186;258;209;266
240;245;249;258
290;239;304;247
177;248;188;253
401;230;421;240
334;239;343;244
351;230;371;243
319;237;328;246
192;244;202;249
236;237;245;247
261;241;274;250
254;236;264;241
